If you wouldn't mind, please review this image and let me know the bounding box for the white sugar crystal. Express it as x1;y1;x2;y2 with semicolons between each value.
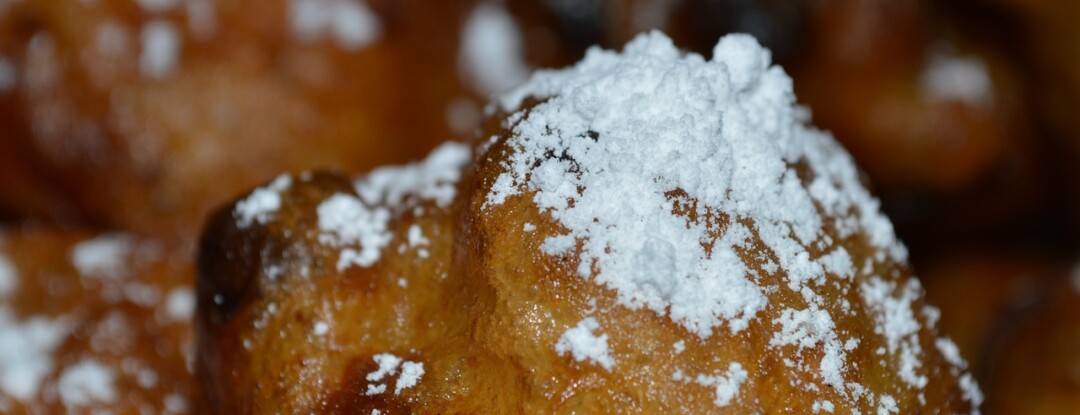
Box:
407;224;429;248
71;234;133;278
164;393;188;413
487;32;905;340
861;277;928;390
139;20;181;79
317;193;392;270
394;361;424;395
0;310;67;400
555;317;615;370
355;142;471;209
459;3;530;95
813;400;835;413
290;0;381;50
694;362;748;407
934;337;965;369
312;321;329;336
959;373;984;414
58;360;117;408
235;174;293;227
877;394;899;415
921;50;992;107
165;287;196;321
366;353;402;382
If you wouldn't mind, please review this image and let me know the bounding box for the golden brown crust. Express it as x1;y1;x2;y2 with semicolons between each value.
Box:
197;125;975;413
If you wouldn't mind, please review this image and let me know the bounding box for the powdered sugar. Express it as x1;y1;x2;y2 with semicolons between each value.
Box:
921;49;992;107
355;142;471;209
235;174;293;227
289;0;381;50
394;361;424;394
958;373;984;414
934;337;964;369
315;142;470;271
58;359;117;409
317;193;391;271
71;234;133;278
694;362;748;407
364;353;423;396
484;31;953;411
487;32;904;340
366;353;402;383
460;3;530;96
0;310;68;400
770;307;851;394
554;317;615;370
164;287;195;322
139;20;181;79
861;277;928;390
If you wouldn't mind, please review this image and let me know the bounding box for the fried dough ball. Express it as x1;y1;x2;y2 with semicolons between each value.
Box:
197;33;980;414
0;228;200;414
789;0;1039;240
0;0;474;239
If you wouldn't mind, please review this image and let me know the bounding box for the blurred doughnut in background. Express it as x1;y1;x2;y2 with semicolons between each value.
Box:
0;0;477;241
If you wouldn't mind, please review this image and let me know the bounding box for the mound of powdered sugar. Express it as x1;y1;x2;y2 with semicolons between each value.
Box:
488;31;904;338
484;31;976;411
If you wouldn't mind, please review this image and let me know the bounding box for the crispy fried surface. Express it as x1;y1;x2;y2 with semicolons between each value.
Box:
197;133;975;413
0;229;200;414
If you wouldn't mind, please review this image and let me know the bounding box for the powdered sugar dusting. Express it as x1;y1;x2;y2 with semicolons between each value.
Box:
364;353;423;396
0;310;68;400
694;362;749;407
460;3;530;95
861;277;928;390
394;361;424;394
71;234;133;278
58;360;117;409
921;49;992;107
315;142;470;271
484;31;952;410
487;32;904;340
959;373;984;414
770;307;851;394
289;0;381;50
235;174;293;227
139;20;181;79
164;287;196;322
355;142;471;209
366;353;402;383
317;193;392;271
554;317;615;370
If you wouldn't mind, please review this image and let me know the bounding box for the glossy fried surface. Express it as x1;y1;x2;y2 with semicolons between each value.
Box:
197;138;975;414
0;229;199;414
